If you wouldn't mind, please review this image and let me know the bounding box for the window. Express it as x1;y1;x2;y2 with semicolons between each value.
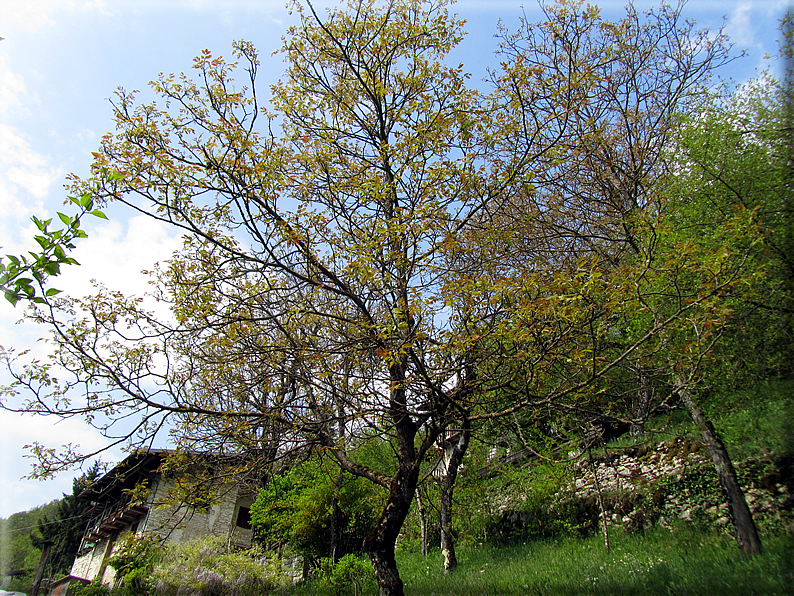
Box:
236;506;251;530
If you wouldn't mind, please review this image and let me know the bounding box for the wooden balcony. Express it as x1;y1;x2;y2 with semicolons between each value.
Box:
77;495;148;555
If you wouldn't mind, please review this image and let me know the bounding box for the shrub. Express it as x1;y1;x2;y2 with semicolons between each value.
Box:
150;536;285;596
315;554;376;596
69;579;111;596
106;533;160;595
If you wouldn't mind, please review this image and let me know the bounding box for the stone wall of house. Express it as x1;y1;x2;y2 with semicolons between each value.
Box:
70;535;114;582
140;477;254;547
71;477;255;586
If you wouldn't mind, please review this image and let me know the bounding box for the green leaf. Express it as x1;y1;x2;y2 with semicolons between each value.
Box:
79;193;93;208
89;210;108;220
32;216;46;232
4;290;20;306
45;288;62;297
57;212;73;226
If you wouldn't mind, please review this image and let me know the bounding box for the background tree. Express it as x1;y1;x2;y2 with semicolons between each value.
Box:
463;0;767;556
250;456;383;565
32;463;103;578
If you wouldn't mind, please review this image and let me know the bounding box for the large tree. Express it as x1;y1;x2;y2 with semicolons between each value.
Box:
5;3;495;593
0;1;759;592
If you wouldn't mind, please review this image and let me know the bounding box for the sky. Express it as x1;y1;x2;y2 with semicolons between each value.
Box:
0;0;788;518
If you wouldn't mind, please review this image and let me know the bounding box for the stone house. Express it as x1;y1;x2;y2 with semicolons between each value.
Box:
67;449;255;588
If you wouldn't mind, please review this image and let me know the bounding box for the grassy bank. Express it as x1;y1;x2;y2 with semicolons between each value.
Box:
286;524;793;595
396;525;793;595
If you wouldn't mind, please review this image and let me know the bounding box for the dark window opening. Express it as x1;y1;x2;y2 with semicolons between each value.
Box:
236;506;251;530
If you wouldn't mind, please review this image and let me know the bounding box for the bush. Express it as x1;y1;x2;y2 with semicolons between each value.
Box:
69;579;111;596
316;554;376;596
150;536;285;596
106;533;160;596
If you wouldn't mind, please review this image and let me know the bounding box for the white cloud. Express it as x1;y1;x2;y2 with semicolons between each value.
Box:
0;0;75;33
0;123;60;220
6;165;58;199
725;3;755;47
60;214;182;301
0;56;26;113
0;409;117;517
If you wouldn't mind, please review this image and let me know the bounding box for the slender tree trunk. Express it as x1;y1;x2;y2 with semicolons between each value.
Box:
588;450;610;551
440;422;470;574
416;490;430;557
677;382;762;555
631;365;652;436
330;397;346;564
329;475;343;564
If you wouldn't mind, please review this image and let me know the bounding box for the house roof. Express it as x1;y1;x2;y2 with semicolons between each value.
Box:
79;449;251;501
78;449;170;501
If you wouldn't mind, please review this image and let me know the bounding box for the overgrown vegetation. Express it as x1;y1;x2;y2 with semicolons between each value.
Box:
0;501;57;593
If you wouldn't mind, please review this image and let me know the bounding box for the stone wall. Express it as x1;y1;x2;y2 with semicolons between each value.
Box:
140;477;252;547
489;436;794;541
70;476;255;585
71;536;114;582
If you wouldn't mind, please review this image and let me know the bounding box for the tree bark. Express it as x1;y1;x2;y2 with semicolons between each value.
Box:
677;382;762;555
440;421;470;574
588;450;610;551
416;490;430;557
364;462;420;596
630;365;652;436
329;475;343;564
362;357;422;596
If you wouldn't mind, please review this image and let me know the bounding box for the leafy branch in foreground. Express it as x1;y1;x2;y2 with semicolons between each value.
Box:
0;178;113;306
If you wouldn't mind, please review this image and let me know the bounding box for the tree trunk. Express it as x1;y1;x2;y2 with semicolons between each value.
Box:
416;490;430;557
677;382;762;555
631;365;652;436
364;462;420;596
330;398;346;564
329;475;343;564
588;450;610;551
440;422;470;574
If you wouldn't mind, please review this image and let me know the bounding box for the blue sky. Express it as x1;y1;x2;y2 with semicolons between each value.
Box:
0;0;787;518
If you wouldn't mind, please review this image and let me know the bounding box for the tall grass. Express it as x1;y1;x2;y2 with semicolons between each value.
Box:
395;525;792;595
286;525;792;595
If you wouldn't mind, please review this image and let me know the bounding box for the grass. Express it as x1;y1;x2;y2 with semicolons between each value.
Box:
396;526;793;595
285;525;793;595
